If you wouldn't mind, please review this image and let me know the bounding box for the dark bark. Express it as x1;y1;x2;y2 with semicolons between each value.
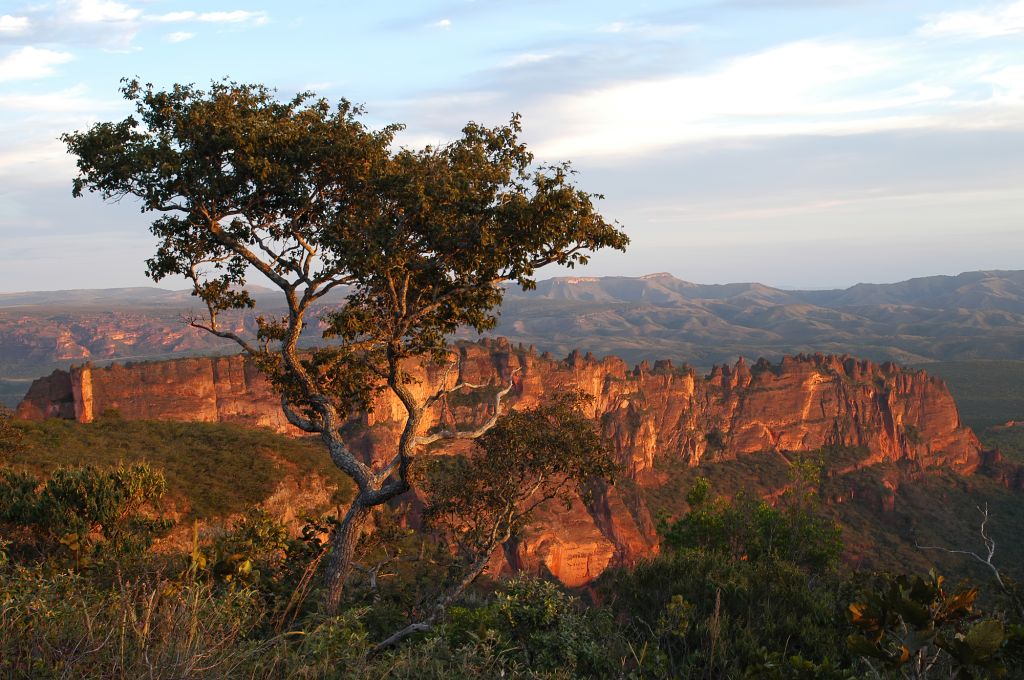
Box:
323;500;373;614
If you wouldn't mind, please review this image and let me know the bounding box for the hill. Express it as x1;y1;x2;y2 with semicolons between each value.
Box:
4;270;1024;408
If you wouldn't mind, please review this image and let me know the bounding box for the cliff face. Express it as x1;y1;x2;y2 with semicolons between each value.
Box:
17;340;982;585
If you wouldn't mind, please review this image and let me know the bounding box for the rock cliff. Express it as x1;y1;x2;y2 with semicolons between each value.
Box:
17;339;982;585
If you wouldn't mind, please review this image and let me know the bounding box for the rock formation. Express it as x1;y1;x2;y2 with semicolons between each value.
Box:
17;339;983;585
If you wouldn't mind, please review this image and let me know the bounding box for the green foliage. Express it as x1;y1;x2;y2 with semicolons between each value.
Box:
421;393;617;560
848;570;1024;678
442;578;618;677
662;466;843;571
0;565;267;679
208;508;290;586
601;548;852;678
6;418;352;518
0;407;22;458
600;475;849;677
0;462;170;564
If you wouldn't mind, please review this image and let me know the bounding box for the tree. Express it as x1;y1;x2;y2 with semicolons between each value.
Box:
375;393;617;651
62;79;628;612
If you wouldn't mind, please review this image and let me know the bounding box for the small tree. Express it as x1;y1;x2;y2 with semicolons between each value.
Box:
375;394;617;651
63;79;627;611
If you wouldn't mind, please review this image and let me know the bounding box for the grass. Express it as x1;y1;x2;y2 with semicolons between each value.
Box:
4;417;353;519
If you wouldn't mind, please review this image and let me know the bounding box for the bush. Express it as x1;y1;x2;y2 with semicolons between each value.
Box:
442;577;622;677
0;462;171;566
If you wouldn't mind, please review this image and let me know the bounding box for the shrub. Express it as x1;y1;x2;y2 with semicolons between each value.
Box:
0;462;171;566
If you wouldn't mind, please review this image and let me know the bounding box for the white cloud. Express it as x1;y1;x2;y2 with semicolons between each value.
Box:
500;52;555;68
983;64;1024;104
165;31;194;43
149;9;267;25
919;1;1024;39
197;10;267;24
535;41;925;157
598;20;696;39
151;11;197;22
432;18;452;28
0;15;30;34
67;0;142;23
0;85;112;112
0;47;74;82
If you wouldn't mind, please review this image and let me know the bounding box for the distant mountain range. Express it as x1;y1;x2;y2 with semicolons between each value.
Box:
490;269;1024;366
2;269;1024;405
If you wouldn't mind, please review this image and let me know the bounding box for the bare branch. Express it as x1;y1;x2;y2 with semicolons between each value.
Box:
187;317;260;355
414;368;520;447
917;504;1006;590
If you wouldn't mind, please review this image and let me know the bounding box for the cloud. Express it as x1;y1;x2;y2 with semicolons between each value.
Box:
66;0;141;23
0;84;111;112
531;40;945;157
0;14;30;34
165;31;194;43
432;18;452;28
0;46;74;82
20;3;269;49
196;11;267;24
598;20;697;39
500;52;555;68
983;64;1024;104
148;8;268;24
151;11;197;22
919;1;1024;39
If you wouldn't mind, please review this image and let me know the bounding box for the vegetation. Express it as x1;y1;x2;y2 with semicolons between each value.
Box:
2;416;352;518
64;79;627;611
3;450;1021;678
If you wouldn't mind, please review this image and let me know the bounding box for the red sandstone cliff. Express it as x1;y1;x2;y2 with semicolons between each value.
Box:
16;340;982;586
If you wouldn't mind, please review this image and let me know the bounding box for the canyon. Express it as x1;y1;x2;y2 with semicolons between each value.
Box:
16;339;983;586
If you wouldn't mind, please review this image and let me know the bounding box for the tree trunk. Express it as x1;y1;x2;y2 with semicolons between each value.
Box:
323;500;372;614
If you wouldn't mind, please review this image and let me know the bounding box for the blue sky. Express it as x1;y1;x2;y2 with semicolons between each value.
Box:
1;0;1023;291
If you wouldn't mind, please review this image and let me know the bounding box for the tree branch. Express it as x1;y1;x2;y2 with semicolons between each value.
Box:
916;504;1006;591
187;318;260;356
280;395;321;433
414;368;520;447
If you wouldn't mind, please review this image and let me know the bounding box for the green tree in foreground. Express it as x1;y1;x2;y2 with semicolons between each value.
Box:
375;394;616;651
62;79;627;612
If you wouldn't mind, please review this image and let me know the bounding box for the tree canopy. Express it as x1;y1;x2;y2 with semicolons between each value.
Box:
63;78;628;610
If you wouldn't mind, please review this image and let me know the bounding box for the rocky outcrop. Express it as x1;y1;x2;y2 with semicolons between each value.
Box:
16;340;983;585
18;357;295;432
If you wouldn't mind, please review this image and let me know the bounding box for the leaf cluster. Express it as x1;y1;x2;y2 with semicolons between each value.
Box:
419;393;617;559
848;570;1024;678
662;473;843;572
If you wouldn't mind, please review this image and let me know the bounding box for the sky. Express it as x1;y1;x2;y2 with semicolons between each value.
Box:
1;0;1023;292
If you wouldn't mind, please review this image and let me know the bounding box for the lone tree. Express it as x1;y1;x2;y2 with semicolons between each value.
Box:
63;79;627;612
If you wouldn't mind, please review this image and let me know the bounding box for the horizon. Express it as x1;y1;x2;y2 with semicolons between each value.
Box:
0;266;1021;297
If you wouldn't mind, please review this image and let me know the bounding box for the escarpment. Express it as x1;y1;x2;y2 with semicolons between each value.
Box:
16;339;983;585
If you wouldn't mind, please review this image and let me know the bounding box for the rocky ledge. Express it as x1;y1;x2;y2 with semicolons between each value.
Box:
17;339;982;586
